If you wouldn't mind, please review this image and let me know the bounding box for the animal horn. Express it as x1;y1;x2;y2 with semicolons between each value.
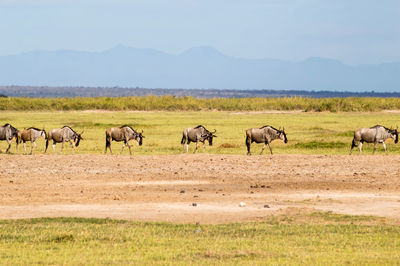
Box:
212;129;217;133
283;127;285;131
141;130;144;134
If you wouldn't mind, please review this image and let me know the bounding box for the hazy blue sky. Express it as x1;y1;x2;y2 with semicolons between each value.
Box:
0;0;399;64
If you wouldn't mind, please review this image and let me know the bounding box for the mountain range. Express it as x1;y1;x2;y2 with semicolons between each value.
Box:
0;45;398;92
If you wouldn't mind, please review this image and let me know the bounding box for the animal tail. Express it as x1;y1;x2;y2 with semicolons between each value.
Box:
351;138;357;149
180;134;186;145
45;133;49;153
105;132;111;149
245;131;251;154
15;132;19;151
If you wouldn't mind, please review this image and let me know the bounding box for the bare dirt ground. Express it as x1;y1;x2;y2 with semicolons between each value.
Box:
1;154;400;224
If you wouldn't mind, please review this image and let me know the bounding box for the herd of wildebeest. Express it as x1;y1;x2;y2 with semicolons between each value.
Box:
0;123;398;155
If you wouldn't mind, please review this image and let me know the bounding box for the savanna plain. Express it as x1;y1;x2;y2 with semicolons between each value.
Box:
1;104;400;264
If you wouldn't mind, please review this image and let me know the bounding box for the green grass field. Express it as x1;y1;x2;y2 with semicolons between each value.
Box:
2;109;400;264
1;110;399;155
0;213;399;264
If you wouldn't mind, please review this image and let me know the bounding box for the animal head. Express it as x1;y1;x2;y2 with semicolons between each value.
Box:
4;123;18;136
41;128;47;139
135;130;145;146
201;129;217;146
389;127;398;144
278;127;288;143
74;131;84;147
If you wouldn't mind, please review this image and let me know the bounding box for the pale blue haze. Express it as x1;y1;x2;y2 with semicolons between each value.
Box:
0;0;399;90
0;0;399;64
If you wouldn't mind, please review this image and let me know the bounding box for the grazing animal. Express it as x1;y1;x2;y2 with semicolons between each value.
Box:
45;126;83;154
18;127;47;154
181;125;217;153
350;125;398;155
245;126;287;155
105;125;144;155
0;123;19;153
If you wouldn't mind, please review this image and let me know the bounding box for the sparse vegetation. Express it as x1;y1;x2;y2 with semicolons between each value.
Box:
2;96;400;112
0;214;399;264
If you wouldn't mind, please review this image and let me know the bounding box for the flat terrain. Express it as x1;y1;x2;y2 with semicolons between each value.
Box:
1;154;399;224
2;110;400;155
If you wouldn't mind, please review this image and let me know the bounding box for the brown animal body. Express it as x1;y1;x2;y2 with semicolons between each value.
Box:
350;125;398;155
105;125;144;155
17;127;46;154
180;125;217;153
45;126;83;154
245;126;287;155
0;123;19;153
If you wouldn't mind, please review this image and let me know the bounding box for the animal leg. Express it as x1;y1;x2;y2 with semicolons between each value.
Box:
30;141;36;155
23;142;27;154
246;137;251;155
358;142;363;154
382;142;387;155
104;139;108;154
267;142;273;155
69;140;74;154
373;142;377;155
52;141;56;153
260;143;266;155
6;139;11;154
193;141;199;154
61;141;64;154
105;135;112;155
108;142;113;155
120;142;126;154
127;141;132;155
203;141;206;153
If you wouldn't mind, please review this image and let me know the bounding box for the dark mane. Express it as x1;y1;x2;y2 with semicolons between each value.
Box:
120;125;136;132
62;125;77;134
370;125;391;131
260;125;281;131
2;123;17;131
27;127;42;131
194;125;205;129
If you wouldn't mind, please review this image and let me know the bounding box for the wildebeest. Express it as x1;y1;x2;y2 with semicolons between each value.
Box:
45;126;83;154
0;123;19;153
18;127;47;154
350;125;398;155
105;125;144;155
181;125;217;153
245;126;287;155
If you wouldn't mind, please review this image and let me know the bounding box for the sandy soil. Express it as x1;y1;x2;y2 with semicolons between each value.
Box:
0;154;399;224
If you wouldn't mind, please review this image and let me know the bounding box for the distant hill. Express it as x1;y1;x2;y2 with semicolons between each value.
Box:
0;45;399;92
1;86;400;98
